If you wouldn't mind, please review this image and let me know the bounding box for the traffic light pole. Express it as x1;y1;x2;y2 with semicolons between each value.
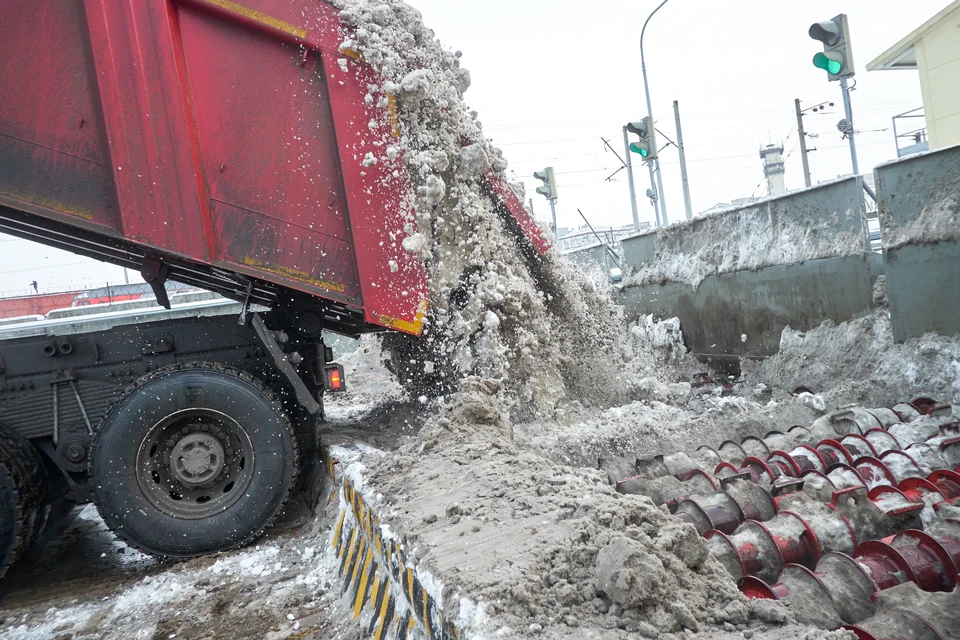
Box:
794;99;812;188
641;0;669;225
621;126;644;231
548;198;558;233
839;77;859;175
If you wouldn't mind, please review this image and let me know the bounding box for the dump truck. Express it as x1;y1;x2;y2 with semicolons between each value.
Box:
0;0;548;575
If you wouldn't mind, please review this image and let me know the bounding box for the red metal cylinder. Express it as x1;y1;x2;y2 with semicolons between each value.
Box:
842;434;880;458
928;469;960;498
790;444;828;473
852;456;896;489
768;450;802;477
879;450;924;482
740;456;782;483
889;530;958;592
868;486;924;516
863;428;902;455
674;493;745;535
910;397;939;415
897;477;946;504
768;511;822;570
725;520;787;582
817;439;855;466
739;576;784;600
675;468;720;494
824;463;868;490
854;540;916;590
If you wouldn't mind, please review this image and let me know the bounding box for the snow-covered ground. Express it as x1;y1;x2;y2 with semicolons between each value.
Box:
0;501;357;640
6;307;956;639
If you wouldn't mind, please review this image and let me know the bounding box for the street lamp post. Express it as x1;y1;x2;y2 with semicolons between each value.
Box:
641;0;670;225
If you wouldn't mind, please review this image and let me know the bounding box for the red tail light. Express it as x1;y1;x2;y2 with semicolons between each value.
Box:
325;364;345;392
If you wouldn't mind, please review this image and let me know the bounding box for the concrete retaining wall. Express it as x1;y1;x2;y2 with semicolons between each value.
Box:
876;144;960;342
618;175;879;359
617;145;960;358
620;254;883;359
621;176;869;289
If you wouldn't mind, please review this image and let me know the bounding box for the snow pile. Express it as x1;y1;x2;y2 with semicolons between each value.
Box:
749;309;960;407
335;0;630;418
620;184;868;289
348;379;847;640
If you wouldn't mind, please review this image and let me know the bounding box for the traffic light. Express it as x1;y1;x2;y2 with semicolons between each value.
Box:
533;167;557;200
626;117;658;161
809;14;854;81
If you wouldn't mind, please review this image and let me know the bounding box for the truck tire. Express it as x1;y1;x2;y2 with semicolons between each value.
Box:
0;423;49;578
90;363;298;558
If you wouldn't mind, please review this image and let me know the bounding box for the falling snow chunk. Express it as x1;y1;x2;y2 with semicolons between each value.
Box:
424;174;446;206
398;68;433;103
458;143;489;177
401;233;428;255
337;58;349;73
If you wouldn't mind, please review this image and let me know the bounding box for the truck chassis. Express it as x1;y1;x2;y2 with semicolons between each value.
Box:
0;301;333;572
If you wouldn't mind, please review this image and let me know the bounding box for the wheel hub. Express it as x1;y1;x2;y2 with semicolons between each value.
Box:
170;432;225;486
135;408;255;520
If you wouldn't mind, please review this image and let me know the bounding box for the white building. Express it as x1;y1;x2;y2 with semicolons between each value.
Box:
868;1;960;152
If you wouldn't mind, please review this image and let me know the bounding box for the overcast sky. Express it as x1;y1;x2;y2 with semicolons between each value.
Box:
409;0;947;230
0;0;948;295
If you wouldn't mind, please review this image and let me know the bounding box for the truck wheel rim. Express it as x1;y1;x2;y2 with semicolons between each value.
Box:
136;408;255;520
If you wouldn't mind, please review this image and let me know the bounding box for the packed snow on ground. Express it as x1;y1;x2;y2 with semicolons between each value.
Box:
747;306;960;407
0;504;357;640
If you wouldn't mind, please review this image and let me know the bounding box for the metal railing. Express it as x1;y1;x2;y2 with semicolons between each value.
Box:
892;107;928;158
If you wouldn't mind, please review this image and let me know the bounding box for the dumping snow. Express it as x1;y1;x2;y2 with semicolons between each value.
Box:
5;2;959;640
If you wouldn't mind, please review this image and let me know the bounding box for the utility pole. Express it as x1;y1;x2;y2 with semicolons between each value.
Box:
673;100;692;220
641;0;670;225
621;127;642;231
795;99;812;188
839;77;859;175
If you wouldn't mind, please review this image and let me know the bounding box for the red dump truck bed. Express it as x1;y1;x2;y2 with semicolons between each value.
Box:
0;0;550;336
0;0;553;573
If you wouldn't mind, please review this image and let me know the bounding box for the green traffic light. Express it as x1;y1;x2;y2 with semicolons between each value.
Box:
813;52;842;75
629;143;649;157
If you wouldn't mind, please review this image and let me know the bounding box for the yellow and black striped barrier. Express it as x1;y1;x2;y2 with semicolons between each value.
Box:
326;449;463;640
